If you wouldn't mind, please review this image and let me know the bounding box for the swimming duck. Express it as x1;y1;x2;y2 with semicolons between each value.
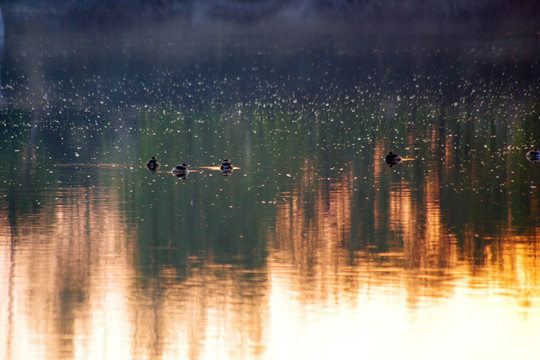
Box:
220;159;233;173
527;149;540;164
385;151;402;167
172;164;189;178
146;157;160;171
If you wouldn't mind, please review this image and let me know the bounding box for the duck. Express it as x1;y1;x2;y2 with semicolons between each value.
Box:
385;151;402;167
146;157;160;171
527;148;540;164
172;164;189;178
220;159;233;173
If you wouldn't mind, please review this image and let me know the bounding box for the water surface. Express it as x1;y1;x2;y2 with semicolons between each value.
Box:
0;20;539;360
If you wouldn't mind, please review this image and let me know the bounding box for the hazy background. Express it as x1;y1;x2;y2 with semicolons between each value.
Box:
2;0;539;27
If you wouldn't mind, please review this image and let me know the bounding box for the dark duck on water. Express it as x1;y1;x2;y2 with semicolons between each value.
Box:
527;149;540;164
172;164;189;178
146;156;160;171
385;151;402;167
220;159;233;175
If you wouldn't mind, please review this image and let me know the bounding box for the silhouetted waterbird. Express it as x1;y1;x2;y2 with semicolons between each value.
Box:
385;151;402;167
146;156;159;171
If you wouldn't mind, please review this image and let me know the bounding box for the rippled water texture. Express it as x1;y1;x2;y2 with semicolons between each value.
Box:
0;18;539;360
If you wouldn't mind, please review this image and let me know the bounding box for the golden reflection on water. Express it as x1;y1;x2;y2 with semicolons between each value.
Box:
0;187;137;360
0;185;270;360
271;161;356;303
1;159;540;359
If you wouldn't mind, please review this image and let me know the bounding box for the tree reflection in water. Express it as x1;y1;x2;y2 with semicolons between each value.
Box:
0;18;539;360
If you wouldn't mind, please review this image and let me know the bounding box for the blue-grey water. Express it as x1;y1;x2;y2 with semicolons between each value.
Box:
0;18;539;360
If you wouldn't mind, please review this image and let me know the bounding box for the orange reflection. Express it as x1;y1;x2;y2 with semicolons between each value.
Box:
271;161;359;305
0;187;137;360
0;186;269;360
267;146;540;359
1;137;540;360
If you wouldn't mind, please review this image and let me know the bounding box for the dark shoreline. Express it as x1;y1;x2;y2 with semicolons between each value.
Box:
2;0;539;26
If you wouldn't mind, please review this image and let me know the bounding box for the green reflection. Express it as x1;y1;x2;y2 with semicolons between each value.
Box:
2;91;539;263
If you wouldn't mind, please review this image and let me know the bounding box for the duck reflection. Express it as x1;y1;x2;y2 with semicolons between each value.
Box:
526;149;540;164
171;164;189;179
220;159;233;176
385;151;402;167
146;156;160;172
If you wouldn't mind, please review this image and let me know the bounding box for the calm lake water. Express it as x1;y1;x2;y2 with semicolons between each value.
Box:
0;19;539;360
